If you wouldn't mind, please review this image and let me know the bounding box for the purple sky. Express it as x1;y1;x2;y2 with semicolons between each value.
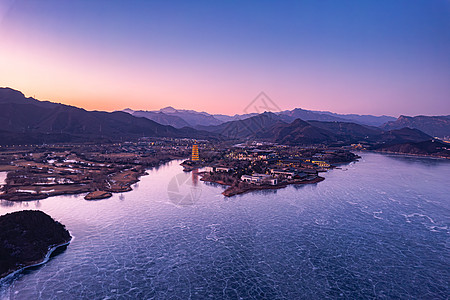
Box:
0;0;449;116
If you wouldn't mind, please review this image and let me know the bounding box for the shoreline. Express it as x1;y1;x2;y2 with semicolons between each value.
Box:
1;187;91;202
201;176;325;197
369;150;450;160
0;236;72;281
0;160;174;202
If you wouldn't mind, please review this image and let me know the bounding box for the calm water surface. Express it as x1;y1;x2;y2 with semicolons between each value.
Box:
0;153;448;299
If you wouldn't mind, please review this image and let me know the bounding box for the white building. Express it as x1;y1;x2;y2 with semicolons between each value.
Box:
241;173;277;185
270;169;296;179
204;166;232;173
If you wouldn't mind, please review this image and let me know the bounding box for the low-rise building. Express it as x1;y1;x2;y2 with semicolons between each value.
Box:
311;160;330;168
277;158;304;168
241;173;278;185
270;169;296;179
204;165;233;173
294;172;308;180
216;166;232;172
301;161;317;169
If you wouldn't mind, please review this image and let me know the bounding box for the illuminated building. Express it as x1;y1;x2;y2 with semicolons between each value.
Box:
191;144;199;161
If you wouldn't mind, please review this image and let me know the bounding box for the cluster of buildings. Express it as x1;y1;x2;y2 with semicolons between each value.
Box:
185;141;360;188
241;173;278;185
197;147;333;187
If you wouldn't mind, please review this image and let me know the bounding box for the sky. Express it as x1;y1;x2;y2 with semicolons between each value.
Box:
0;0;449;117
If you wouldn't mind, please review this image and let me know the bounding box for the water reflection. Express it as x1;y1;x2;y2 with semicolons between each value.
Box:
292;182;320;190
192;168;200;186
247;188;279;196
381;152;450;167
0;200;14;207
167;170;202;206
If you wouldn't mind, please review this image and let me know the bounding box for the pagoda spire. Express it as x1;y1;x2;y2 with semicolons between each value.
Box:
191;142;199;161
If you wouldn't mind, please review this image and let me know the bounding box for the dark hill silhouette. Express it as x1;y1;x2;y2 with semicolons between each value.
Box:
0;210;71;279
197;112;289;139
254;118;430;145
375;139;450;158
0;87;436;146
0;88;215;145
374;127;432;145
198;111;432;145
256;118;339;144
122;104;396;128
308;121;383;141
264;121;431;145
382;115;450;138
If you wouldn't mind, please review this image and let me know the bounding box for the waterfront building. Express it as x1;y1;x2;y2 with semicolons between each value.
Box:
204;165;233;173
311;160;330;168
241;173;277;185
270;169;296;179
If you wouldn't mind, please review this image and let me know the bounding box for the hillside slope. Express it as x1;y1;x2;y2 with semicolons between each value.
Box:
0;88;214;144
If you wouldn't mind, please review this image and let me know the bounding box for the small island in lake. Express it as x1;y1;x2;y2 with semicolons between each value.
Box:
84;190;113;200
0;210;71;279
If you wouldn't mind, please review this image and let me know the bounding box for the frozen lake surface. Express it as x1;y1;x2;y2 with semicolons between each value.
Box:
0;153;449;299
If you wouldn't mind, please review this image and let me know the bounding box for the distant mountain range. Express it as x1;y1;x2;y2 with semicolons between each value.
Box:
278;108;396;126
124;107;257;128
0;88;214;145
0;87;447;149
123;106;396;128
122;106;449;138
195;112;432;146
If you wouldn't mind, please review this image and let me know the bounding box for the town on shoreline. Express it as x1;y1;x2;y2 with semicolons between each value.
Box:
182;141;360;196
0;138;188;201
0;139;360;202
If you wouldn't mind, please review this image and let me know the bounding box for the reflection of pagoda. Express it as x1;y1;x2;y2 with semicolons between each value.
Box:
191;143;199;161
192;168;199;185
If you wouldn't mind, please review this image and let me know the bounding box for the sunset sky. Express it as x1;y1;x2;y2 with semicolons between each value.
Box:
0;0;449;116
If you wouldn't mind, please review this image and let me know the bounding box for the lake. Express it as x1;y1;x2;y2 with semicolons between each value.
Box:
0;152;449;299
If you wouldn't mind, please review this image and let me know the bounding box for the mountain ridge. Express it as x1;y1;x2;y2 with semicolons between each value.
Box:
0;88;216;145
382;115;450;138
0;87;444;147
197;111;432;146
123;105;399;128
122;105;448;139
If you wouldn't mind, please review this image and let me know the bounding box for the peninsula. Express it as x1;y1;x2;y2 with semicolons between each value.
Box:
0;139;191;201
182;142;359;197
0;210;71;279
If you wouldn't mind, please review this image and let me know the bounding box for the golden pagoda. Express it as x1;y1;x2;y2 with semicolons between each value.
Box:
191;143;199;161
